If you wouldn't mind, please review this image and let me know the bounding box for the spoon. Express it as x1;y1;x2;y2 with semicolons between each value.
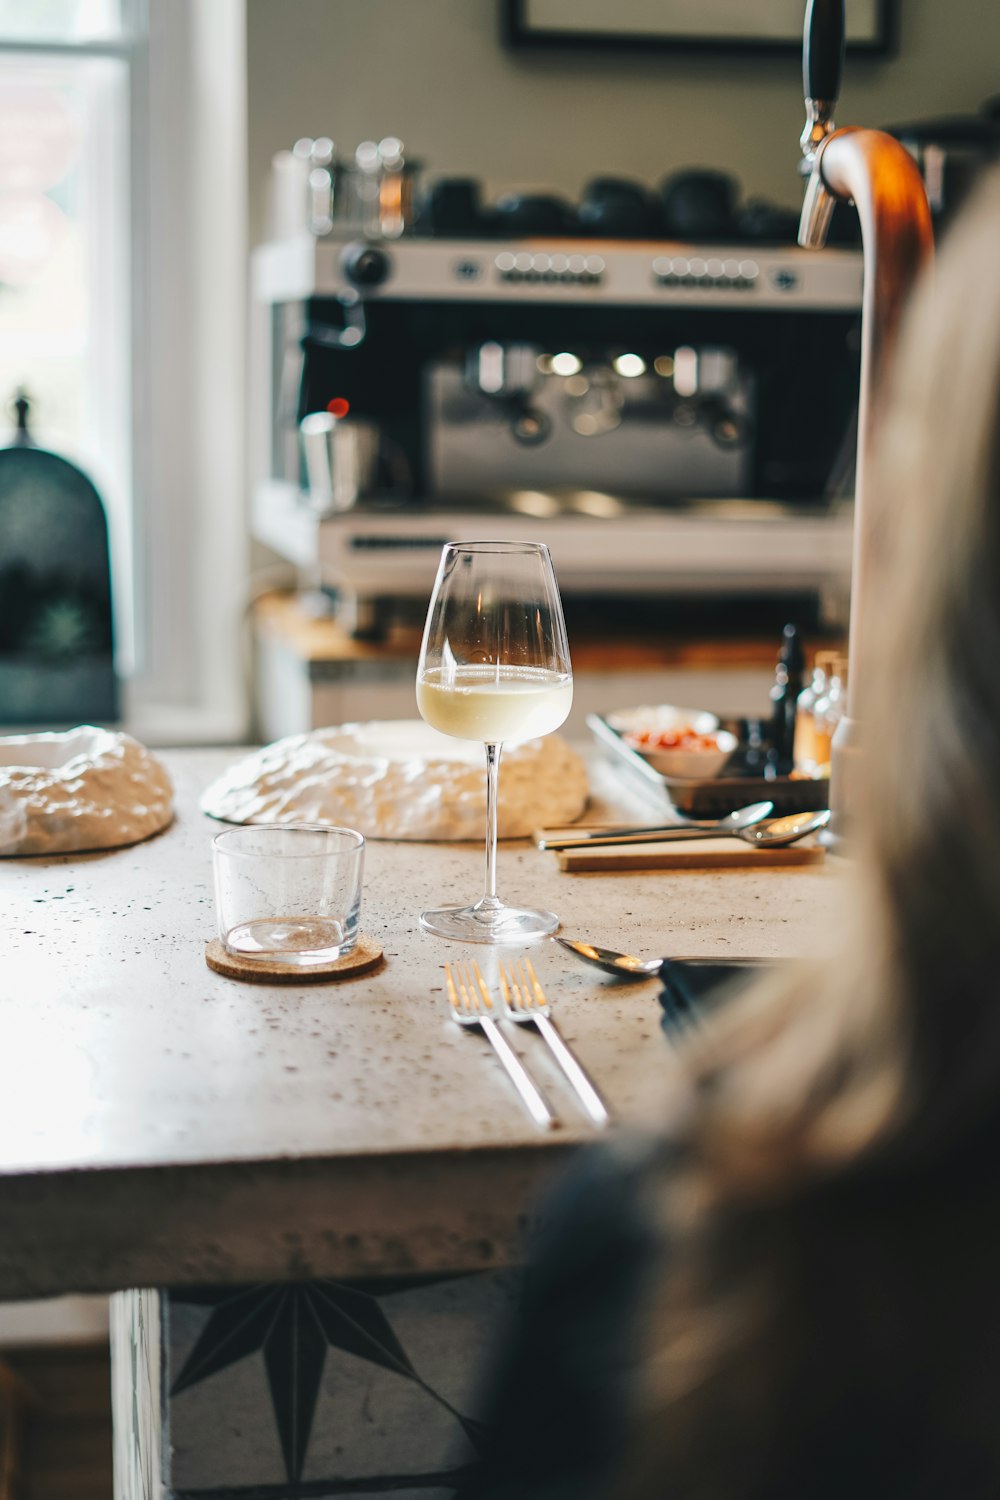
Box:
543;807;829;852
556;937;664;978
556;939;776;981
536;800;774;850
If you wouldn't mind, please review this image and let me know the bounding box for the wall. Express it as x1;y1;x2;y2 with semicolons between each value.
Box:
247;0;1000;245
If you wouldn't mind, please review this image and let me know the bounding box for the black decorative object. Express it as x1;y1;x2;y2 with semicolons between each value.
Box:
0;390;117;726
501;0;895;56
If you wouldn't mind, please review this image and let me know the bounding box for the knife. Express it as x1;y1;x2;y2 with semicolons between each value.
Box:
536;800;776;850
536;823;733;850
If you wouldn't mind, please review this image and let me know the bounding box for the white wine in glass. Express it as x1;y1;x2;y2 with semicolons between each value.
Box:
416;541;573;942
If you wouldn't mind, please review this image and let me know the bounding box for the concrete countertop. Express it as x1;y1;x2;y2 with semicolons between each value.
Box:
0;748;835;1300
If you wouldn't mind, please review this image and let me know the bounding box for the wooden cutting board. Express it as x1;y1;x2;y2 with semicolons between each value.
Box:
555;837;826;872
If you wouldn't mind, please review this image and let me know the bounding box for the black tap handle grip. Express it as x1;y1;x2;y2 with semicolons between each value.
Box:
803;0;845;103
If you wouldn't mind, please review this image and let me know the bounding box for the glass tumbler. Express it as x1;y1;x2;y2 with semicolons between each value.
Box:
212;824;365;966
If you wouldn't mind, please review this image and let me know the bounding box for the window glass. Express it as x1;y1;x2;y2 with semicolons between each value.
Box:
0;0;122;43
0;55;131;667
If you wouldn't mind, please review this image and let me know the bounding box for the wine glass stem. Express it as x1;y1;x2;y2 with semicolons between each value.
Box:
480;741;503;912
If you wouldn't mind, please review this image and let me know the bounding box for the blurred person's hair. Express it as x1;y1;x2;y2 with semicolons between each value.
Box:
629;164;1000;1499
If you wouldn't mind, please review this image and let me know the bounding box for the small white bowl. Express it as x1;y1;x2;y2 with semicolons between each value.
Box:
632;727;739;780
605;705;736;779
605;704;720;737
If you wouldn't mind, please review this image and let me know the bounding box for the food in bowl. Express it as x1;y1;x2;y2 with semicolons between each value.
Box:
620;724;737;774
624;726;725;754
604;705;737;779
623;725;739;779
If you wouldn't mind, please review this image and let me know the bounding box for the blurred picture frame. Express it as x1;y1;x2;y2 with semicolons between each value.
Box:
502;0;895;56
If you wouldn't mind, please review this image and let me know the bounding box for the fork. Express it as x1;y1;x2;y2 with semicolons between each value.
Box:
499;958;610;1128
444;960;557;1131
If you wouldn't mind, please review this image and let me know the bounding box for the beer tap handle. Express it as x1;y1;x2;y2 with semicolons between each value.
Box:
798;0;846;246
800;0;845;168
803;0;845;115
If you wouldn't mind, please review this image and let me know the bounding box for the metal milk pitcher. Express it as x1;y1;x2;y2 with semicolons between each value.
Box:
299;411;380;514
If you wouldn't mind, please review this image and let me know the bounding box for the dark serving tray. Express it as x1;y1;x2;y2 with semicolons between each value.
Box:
587;712;830;818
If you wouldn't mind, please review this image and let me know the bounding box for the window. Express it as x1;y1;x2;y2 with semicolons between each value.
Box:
0;0;247;742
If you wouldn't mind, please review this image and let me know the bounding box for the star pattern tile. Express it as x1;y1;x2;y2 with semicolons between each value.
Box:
171;1280;487;1485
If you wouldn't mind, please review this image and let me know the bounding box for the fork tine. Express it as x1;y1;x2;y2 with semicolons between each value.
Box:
498;962;514;1011
517;958;536;1009
522;957;545;1006
500;960;521;1011
453;961;467;1010
471;960;493;1010
507;960;529;1011
448;961;473;1014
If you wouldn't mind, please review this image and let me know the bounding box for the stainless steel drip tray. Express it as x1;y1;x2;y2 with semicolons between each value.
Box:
312;492;854;598
251;478;853;600
345;489;842;520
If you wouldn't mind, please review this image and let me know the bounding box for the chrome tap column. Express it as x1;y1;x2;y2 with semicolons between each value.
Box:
798;0;934;849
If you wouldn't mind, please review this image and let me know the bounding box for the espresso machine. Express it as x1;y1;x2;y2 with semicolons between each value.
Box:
251;186;863;637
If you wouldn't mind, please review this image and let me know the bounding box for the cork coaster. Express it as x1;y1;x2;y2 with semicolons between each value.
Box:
205;935;384;984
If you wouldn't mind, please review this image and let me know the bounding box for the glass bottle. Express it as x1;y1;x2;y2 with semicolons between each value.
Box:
812;654;847;776
768;623;805;771
793;649;837;775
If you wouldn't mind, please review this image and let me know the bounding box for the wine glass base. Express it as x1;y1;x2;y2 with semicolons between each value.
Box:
420;903;559;944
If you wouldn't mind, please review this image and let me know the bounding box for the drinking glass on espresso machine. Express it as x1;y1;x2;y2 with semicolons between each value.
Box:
339;138;420;239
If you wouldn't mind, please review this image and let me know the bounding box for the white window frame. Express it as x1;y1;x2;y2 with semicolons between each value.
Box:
129;0;248;743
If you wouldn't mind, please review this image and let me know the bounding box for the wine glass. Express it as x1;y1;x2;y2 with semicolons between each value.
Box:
416;541;573;942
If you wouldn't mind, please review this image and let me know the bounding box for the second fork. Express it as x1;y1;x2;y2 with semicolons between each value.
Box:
500;958;610;1128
